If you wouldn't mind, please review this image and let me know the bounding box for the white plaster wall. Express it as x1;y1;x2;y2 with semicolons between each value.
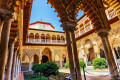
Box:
29;23;54;30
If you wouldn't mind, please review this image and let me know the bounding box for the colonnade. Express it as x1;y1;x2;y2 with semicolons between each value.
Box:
0;10;22;80
11;52;21;80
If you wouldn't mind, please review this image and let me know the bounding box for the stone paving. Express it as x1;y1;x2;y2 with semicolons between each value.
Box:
81;75;110;80
16;72;24;80
59;68;111;80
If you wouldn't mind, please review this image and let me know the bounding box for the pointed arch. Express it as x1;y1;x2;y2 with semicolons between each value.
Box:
33;54;39;64
42;47;52;63
22;54;30;63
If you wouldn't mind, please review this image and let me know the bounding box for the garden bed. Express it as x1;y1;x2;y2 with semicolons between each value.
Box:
24;75;57;80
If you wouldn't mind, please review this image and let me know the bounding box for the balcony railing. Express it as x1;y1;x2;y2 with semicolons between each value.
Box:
75;9;117;38
27;39;66;44
75;22;93;38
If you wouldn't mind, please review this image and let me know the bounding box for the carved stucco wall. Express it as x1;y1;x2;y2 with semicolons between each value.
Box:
21;46;67;63
21;21;120;64
76;20;120;63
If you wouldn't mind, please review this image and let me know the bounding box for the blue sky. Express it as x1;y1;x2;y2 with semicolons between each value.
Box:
30;0;84;31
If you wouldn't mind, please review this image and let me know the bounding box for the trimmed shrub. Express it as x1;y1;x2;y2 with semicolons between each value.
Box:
65;62;69;68
41;62;59;77
32;62;59;80
64;60;86;69
79;60;86;69
32;64;42;74
92;58;108;69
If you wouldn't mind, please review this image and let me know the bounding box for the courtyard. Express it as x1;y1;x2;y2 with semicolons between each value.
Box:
0;0;120;80
23;67;120;80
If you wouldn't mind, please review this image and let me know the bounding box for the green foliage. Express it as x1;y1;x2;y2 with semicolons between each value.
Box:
24;75;56;80
64;60;86;69
32;64;42;74
92;58;108;69
41;62;59;77
32;62;59;80
79;60;86;69
65;62;69;68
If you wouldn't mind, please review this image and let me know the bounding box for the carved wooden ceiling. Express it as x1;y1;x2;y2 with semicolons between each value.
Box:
48;0;103;29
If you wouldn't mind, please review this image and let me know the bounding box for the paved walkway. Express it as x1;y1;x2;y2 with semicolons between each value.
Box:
81;75;110;80
59;69;111;80
16;72;24;80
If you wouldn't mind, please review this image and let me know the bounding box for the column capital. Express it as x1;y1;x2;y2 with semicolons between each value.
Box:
97;29;109;37
4;14;13;21
61;21;77;31
0;13;5;25
9;39;16;44
0;10;17;23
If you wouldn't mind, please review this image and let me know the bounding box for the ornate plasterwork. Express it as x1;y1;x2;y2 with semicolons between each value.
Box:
22;49;40;60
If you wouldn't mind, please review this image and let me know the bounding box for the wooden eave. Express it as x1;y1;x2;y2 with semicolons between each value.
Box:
23;1;33;45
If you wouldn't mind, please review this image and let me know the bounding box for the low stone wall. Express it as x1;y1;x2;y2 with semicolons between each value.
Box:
50;72;70;80
23;71;70;80
23;71;34;76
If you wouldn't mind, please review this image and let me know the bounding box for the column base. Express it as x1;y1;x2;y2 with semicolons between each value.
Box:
109;76;120;80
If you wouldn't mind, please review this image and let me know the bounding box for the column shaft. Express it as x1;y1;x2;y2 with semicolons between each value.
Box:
5;42;15;80
16;57;19;76
70;29;82;80
60;60;63;68
29;60;32;71
19;61;21;72
99;32;119;80
0;21;4;43
18;60;20;74
65;29;76;80
11;52;17;80
112;48;117;66
14;54;17;78
0;18;12;80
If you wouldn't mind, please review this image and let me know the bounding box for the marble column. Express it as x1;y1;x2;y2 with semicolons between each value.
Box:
14;55;18;78
112;48;117;66
29;59;32;71
63;27;76;80
98;31;119;80
0;20;4;43
11;51;17;80
16;57;19;76
19;61;21;72
17;58;21;76
60;60;63;68
5;41;15;80
39;59;41;64
17;57;20;76
0;12;4;36
70;28;82;80
0;14;13;80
